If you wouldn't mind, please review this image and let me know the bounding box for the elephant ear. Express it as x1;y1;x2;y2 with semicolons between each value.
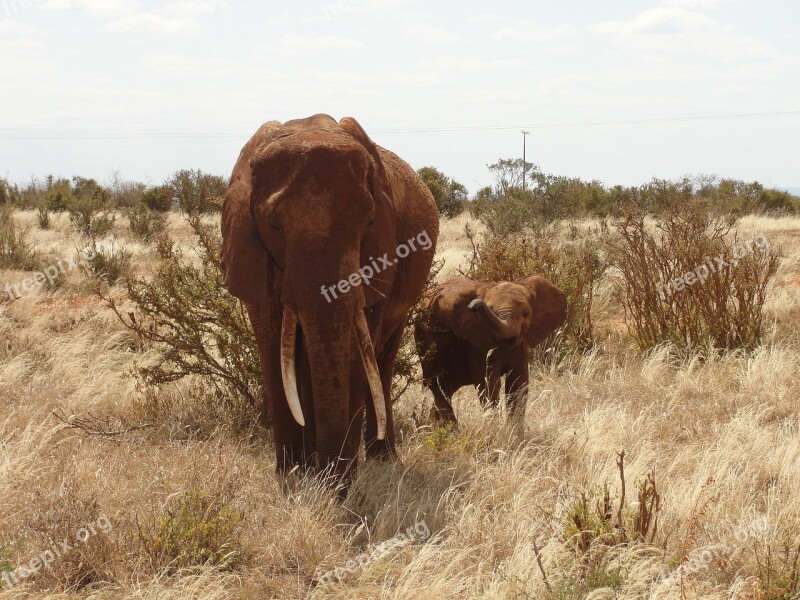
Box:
221;120;282;307
338;117;392;205
517;276;568;347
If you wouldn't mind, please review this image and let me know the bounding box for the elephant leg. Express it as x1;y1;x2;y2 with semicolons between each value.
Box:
247;306;308;473
476;376;501;408
365;326;402;460
295;332;317;468
506;346;530;416
429;376;458;424
471;349;501;408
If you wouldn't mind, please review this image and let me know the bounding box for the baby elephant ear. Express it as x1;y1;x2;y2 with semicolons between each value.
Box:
221;121;282;307
517;276;568;347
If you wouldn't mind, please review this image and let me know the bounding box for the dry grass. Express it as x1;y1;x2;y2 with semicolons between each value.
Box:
1;210;800;599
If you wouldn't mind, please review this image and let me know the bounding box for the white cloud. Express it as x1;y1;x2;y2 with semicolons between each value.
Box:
492;20;577;43
0;18;32;34
39;0;226;33
278;34;365;51
468;14;501;24
159;0;228;18
105;13;200;33
38;0;129;16
400;22;460;44
433;56;521;71
660;0;727;9
0;17;41;48
590;7;719;37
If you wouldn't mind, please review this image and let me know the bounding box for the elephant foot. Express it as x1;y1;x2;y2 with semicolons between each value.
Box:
365;439;398;461
429;406;458;427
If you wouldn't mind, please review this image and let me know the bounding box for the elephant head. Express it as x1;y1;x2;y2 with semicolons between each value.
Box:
450;276;567;352
221;114;396;469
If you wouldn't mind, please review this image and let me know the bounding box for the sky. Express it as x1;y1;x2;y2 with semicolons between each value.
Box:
0;0;798;194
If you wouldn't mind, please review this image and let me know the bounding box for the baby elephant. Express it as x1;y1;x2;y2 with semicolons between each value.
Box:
414;276;567;423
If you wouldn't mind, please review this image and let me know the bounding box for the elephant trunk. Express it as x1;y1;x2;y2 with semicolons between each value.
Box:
279;306;386;440
468;298;517;339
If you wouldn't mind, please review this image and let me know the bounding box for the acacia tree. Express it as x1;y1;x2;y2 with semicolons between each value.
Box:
487;158;537;196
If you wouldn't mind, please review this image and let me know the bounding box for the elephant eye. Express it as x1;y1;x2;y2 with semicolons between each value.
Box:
269;221;282;232
523;309;530;317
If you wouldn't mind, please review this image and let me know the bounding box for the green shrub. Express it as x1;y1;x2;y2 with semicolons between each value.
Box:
417;166;468;218
137;489;242;574
68;177;115;239
0;205;41;271
477;189;538;236
168;170;226;214
606;209;778;352
101;217;261;407
45;178;74;212
461;223;604;357
142;184;173;212
126;203;167;242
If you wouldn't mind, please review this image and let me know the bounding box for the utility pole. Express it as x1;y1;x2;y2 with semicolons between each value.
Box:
521;130;530;191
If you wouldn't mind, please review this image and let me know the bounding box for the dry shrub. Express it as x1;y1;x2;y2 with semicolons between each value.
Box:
558;452;661;596
101;217;262;408
460;222;605;358
0;205;41;271
125;204;167;243
606;209;778;353
20;484;118;590
84;240;133;286
393;258;444;403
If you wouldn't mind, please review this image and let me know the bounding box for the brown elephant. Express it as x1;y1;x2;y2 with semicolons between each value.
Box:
221;114;438;481
414;276;567;423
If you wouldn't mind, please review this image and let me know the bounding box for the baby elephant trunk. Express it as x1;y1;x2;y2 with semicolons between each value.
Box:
468;298;517;339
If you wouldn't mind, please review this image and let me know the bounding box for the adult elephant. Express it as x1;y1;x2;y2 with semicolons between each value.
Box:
414;276;566;423
221;114;438;481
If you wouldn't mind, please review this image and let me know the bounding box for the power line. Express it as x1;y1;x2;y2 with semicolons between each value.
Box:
0;109;798;140
372;110;800;134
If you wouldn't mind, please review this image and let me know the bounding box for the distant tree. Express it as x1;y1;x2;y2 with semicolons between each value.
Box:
108;171;146;210
168;169;227;214
416;166;468;218
0;178;10;205
68;177;115;238
44;177;75;212
142;184;174;212
487;158;537;196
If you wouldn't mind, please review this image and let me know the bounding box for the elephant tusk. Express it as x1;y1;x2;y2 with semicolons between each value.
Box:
280;307;306;427
354;311;387;441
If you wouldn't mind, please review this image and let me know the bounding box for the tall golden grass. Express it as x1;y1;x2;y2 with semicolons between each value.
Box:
0;210;799;599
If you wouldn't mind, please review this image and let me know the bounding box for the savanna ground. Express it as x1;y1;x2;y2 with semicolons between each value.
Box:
2;209;800;600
